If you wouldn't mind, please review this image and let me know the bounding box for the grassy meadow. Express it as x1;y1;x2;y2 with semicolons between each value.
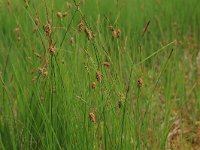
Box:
0;0;200;149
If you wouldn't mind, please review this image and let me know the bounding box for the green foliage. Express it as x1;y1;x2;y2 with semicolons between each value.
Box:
0;0;199;149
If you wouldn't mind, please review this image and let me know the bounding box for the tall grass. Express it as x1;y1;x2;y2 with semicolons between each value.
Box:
0;0;200;149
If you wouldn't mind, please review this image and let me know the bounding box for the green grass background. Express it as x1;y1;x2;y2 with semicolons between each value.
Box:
0;0;200;149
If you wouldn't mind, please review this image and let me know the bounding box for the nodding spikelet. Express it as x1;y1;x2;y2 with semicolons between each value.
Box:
43;69;48;78
34;52;42;59
102;61;110;68
112;29;121;38
34;17;40;26
38;67;48;78
63;12;68;17
109;26;121;38
66;1;72;10
85;27;93;40
96;71;102;82
91;82;96;90
109;25;114;31
57;12;63;18
17;37;21;42
43;23;52;37
49;44;56;55
32;27;38;33
15;27;20;34
24;0;30;8
117;29;121;37
137;78;143;88
112;30;118;38
78;20;84;32
89;112;96;123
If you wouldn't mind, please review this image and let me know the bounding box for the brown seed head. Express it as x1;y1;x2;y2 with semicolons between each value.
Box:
17;37;21;42
43;69;48;78
43;23;52;36
38;67;48;78
49;44;56;55
63;12;68;17
138;78;143;88
89;112;96;122
102;61;110;68
15;27;20;38
32;27;38;33
32;76;37;83
85;27;93;40
15;27;20;33
24;0;29;8
66;1;72;10
91;82;96;90
109;25;114;31
96;71;102;82
120;93;125;101
112;30;118;38
34;52;42;59
117;29;121;37
57;12;63;18
78;20;84;32
112;28;121;38
34;17;40;26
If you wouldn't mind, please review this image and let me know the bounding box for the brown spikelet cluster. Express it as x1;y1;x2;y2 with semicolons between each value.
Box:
91;82;96;90
32;17;40;33
24;0;30;8
57;12;68;18
109;26;121;38
66;1;72;10
137;78;143;88
38;66;48;78
57;12;63;18
32;27;38;33
48;44;56;55
112;30;118;38
102;61;111;68
34;52;42;59
63;12;68;17
120;93;125;101
43;23;52;37
96;71;102;82
85;27;94;40
78;20;95;40
89;112;96;123
34;17;40;26
78;20;84;32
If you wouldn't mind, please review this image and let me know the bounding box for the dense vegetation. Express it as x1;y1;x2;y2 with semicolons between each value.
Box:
0;0;200;149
